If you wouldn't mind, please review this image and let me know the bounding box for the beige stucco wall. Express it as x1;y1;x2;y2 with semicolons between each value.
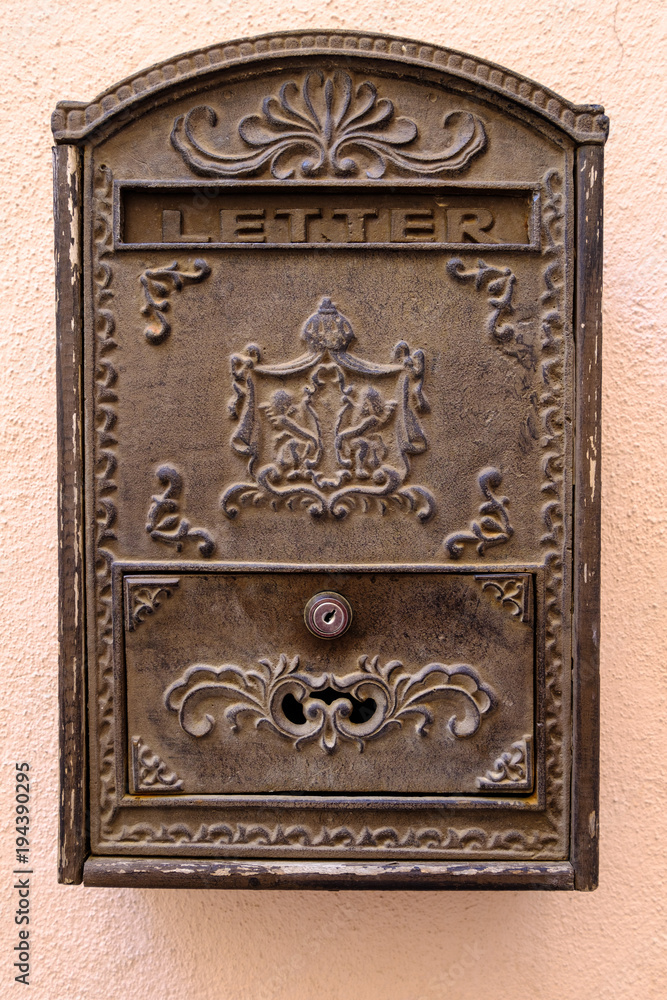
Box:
1;1;666;997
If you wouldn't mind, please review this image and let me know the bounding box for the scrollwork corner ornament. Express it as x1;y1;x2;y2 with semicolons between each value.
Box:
124;577;180;632
164;653;496;754
444;467;513;559
475;574;532;624
140;259;211;344
130;737;183;794
476;736;533;792
146;465;215;557
171;70;486;180
446;258;535;370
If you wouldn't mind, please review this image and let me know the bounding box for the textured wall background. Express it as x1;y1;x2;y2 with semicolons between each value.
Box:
1;2;666;998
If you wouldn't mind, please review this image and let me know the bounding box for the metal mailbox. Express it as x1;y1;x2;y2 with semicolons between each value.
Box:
54;30;605;890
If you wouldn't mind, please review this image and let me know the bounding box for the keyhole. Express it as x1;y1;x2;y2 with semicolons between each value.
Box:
281;689;377;726
304;591;353;639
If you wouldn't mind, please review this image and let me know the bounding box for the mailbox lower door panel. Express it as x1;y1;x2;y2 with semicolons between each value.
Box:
88;563;562;861
122;569;537;797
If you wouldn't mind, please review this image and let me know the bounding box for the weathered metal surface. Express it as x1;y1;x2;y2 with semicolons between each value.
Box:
54;30;605;889
54;144;86;885
572;145;604;890
122;568;536;794
83;856;576;891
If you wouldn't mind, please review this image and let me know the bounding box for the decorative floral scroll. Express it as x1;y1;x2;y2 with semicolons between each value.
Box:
146;465;215;557
446;258;535;370
172;71;486;179
444;467;514;558
140;259;211;345
164;653;496;754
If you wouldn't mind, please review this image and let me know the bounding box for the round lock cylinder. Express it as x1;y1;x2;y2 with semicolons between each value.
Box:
304;592;353;639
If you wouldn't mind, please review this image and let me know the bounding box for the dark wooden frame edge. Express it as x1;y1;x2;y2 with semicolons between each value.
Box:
571;145;603;890
83;857;575;890
54;144;87;884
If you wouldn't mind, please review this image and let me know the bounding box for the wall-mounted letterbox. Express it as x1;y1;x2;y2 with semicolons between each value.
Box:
54;31;605;890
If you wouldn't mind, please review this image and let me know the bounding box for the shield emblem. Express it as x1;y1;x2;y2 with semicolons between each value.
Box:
222;298;435;521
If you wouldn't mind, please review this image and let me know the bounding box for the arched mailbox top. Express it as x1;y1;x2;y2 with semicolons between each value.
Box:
51;29;609;146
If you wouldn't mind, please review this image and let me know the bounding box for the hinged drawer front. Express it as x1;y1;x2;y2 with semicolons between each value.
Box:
120;569;537;797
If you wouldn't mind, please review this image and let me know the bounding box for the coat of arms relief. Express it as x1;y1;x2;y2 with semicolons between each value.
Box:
222;298;435;520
